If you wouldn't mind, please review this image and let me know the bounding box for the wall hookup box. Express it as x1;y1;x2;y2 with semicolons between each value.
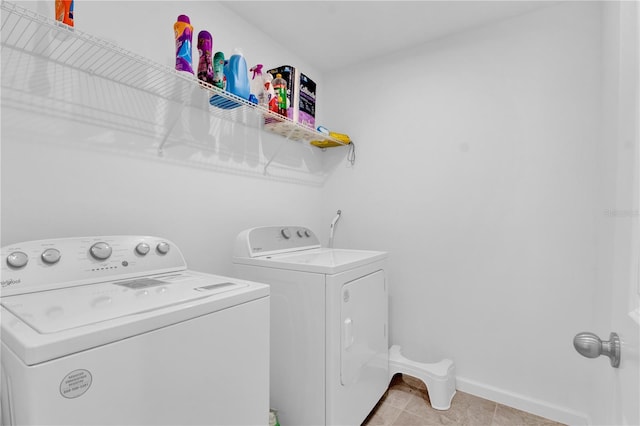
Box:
267;65;316;129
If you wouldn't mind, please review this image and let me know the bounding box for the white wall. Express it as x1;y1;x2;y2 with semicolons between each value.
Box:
0;1;332;275
322;3;601;424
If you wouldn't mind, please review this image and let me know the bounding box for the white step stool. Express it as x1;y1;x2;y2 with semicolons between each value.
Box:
388;345;456;410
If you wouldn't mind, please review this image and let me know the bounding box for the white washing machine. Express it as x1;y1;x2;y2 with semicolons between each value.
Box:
233;226;388;426
0;235;270;426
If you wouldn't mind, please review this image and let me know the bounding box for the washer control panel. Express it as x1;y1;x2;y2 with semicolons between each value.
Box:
1;236;186;296
234;226;321;258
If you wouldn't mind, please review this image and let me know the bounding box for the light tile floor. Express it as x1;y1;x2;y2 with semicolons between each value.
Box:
362;374;567;426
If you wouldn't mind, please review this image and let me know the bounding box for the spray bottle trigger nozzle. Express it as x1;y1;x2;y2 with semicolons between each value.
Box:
250;64;264;80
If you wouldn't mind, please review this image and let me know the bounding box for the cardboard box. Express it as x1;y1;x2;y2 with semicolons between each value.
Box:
267;65;316;128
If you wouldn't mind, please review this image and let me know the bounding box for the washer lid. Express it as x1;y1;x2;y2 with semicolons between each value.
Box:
1;272;245;333
234;248;387;274
0;271;270;365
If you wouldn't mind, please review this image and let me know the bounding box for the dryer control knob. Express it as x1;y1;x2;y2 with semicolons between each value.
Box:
135;242;150;256
7;251;28;268
304;229;311;238
280;228;291;239
156;242;170;255
90;242;112;260
296;229;305;238
41;248;61;264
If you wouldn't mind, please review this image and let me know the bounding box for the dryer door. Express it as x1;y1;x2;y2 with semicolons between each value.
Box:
341;270;387;386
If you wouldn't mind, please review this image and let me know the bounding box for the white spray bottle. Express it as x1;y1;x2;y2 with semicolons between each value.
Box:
250;64;268;108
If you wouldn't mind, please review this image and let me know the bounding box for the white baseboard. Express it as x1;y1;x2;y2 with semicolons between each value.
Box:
455;376;590;426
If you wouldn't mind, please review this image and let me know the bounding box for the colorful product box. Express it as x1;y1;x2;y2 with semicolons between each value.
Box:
267;65;316;128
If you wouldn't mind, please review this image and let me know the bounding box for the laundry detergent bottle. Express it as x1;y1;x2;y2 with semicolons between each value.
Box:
174;14;193;73
212;51;225;89
55;0;74;27
224;48;250;100
197;30;213;84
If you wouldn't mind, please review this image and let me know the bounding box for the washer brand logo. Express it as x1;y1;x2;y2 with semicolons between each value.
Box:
1;278;21;288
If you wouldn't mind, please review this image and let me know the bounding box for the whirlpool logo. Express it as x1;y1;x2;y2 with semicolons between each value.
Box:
1;278;21;288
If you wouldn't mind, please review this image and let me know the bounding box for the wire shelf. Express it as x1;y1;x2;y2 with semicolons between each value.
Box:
0;0;346;150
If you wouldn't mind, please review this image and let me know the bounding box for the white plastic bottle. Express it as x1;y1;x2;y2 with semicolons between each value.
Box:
249;64;268;108
263;72;276;112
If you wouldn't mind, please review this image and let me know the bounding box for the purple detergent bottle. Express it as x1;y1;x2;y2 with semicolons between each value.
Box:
197;31;213;84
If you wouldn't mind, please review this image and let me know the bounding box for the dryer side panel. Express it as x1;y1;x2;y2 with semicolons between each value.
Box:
233;264;326;426
341;270;388;386
326;262;389;426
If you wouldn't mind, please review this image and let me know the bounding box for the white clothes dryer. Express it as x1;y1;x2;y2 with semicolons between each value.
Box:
233;226;389;426
1;236;269;426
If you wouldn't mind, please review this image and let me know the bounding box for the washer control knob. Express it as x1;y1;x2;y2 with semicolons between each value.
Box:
41;248;61;264
297;229;305;238
280;228;291;239
90;242;112;260
156;242;170;255
304;229;311;238
7;251;28;268
135;242;150;256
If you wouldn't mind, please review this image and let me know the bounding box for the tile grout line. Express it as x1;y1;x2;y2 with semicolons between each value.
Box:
389;405;402;426
490;401;499;426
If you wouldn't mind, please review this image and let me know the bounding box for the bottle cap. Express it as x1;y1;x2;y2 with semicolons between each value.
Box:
177;15;190;23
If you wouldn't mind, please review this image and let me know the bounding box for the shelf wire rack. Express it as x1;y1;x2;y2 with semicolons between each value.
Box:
0;0;347;151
